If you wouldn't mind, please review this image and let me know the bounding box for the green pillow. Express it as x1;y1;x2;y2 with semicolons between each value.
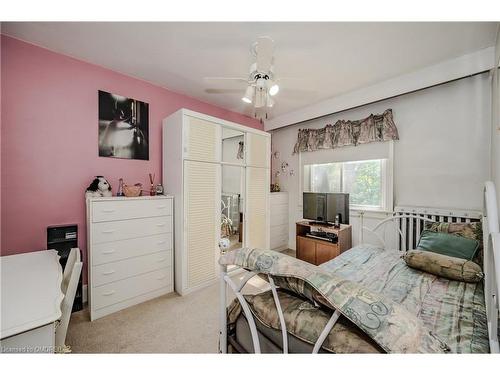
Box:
416;230;479;260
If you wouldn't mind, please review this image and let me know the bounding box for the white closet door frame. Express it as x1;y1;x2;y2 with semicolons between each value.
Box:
215;162;222;279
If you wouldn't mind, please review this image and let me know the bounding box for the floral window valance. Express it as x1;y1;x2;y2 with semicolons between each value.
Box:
293;109;399;154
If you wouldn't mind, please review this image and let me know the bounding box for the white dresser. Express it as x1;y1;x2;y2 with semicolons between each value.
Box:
270;192;289;250
86;196;174;320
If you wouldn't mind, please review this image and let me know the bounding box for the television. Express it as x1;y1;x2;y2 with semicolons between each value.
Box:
327;193;349;224
303;193;328;222
303;192;349;225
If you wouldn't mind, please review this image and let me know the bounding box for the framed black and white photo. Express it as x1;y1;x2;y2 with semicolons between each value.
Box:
98;90;149;160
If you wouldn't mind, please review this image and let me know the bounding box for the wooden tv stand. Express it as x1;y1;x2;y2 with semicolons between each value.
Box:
296;220;352;265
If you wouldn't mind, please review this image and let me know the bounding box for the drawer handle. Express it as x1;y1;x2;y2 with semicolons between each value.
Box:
102;249;116;255
157;257;166;262
156;275;167;280
102;209;116;213
157;205;167;209
102;290;115;296
102;270;115;275
157;240;167;245
156;223;166;227
102;229;116;234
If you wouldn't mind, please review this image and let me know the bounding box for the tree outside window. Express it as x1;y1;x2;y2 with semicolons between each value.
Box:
305;159;384;209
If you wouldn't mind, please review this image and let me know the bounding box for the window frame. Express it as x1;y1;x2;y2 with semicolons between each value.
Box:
303;158;391;213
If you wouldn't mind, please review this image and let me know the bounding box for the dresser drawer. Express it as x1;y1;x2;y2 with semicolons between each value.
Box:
92;216;172;244
270;192;288;205
271;223;288;248
271;232;289;249
92;251;171;286
92;199;172;223
92;268;171;310
92;233;172;265
271;209;288;226
270;223;288;237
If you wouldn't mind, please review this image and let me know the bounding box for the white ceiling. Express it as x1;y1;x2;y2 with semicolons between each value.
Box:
2;22;498;119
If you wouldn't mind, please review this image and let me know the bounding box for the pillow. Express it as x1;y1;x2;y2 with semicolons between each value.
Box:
403;250;483;283
424;222;482;243
424;221;483;266
416;230;479;260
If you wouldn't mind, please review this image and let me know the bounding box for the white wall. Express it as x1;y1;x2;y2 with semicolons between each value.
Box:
493;26;500;211
271;74;491;249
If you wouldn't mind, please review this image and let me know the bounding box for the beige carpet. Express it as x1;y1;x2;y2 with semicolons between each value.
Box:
281;248;296;258
66;260;292;353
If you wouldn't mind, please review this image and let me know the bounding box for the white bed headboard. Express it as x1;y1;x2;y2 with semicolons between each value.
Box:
361;207;482;252
393;206;482;251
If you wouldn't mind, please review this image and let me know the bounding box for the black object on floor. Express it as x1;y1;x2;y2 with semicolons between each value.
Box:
47;224;83;312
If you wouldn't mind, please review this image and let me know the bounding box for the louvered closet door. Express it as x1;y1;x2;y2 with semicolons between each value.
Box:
184;116;221;162
184;160;220;290
246;166;270;249
247;133;270;168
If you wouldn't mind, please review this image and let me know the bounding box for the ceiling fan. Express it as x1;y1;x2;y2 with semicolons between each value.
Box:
203;37;286;121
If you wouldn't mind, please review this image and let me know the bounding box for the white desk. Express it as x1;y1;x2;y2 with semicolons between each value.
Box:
1;250;63;353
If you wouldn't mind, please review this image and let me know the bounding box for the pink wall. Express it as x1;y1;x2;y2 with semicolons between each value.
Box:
0;35;262;281
0;36;3;250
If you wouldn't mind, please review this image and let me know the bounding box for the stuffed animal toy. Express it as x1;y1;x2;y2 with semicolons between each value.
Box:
85;176;113;198
218;238;231;255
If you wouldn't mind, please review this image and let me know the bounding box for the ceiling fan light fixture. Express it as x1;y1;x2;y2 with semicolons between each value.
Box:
242;86;254;104
269;83;279;96
255;90;265;108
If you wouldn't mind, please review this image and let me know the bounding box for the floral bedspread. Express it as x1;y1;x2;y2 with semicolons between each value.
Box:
321;244;489;353
220;247;455;353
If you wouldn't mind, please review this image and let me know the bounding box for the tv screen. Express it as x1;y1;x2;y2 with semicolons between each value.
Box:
303;192;327;222
327;193;350;224
303;192;350;224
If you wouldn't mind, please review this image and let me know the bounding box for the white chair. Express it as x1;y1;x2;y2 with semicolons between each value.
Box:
61;247;80;294
55;248;82;353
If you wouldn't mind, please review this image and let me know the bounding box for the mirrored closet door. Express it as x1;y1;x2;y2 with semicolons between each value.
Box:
221;128;245;254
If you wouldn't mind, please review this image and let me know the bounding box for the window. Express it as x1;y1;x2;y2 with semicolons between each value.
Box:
303;159;387;210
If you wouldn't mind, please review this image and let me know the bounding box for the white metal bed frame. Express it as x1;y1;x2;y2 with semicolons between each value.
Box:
359;207;482;252
361;214;435;252
219;181;500;353
483;181;500;353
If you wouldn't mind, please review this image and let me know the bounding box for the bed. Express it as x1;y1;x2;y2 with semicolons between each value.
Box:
218;181;500;354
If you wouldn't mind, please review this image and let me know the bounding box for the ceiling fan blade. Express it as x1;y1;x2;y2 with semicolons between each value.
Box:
255;36;274;72
204;77;248;82
204;88;243;94
203;77;248;87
